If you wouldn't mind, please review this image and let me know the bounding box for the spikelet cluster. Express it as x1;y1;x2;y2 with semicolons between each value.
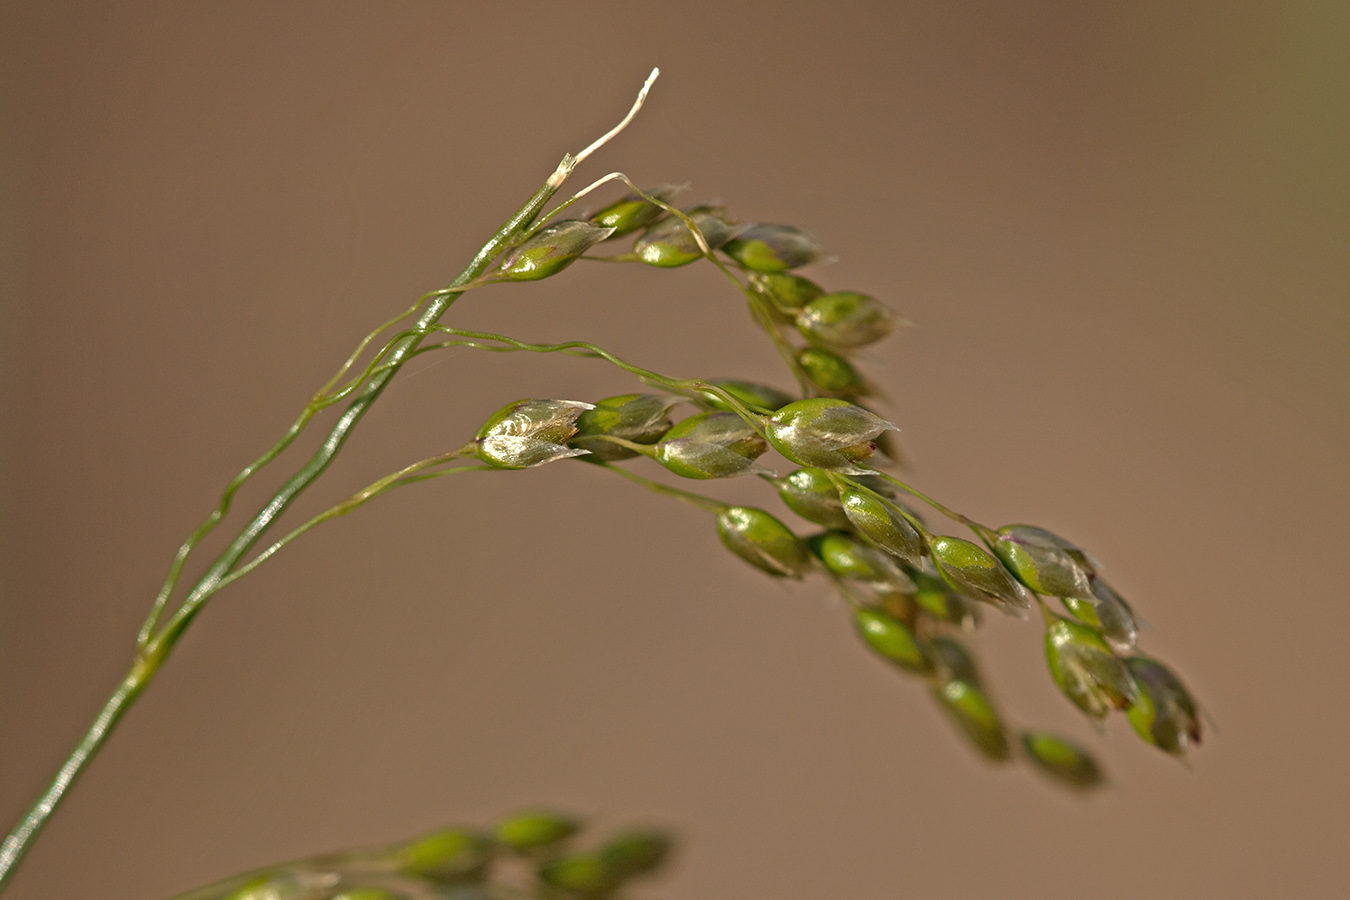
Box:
172;812;671;900
465;183;1201;791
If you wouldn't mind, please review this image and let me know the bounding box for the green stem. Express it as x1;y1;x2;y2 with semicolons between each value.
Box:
134;305;440;647
606;176;812;395
425;326;771;429
0;169;564;896
152;180;560;642
825;471;932;539
866;470;995;544
0;651;162;890
744;289;812;397
592;460;729;514
215;446;486;591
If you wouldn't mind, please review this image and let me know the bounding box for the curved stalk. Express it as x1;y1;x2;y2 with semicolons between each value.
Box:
0;81;645;883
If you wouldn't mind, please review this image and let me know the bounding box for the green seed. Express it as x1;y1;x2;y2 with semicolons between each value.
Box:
571;394;675;462
476;399;595;469
1045;615;1138;719
993;525;1094;599
717;506;813;578
633;205;743;267
400;828;494;881
854;607;931;672
653;411;769;479
495;810;581;851
777;467;851;528
1091;579;1138;652
765;398;897;473
1125;656;1201;755
538;853;616;896
590;184;681;236
748;271;825;316
797;346;866;396
1062;579;1138;652
1060;595;1100;627
796;291;898;349
933;678;1010;761
929;535;1033;614
993;524;1097;574
1021;731;1106;789
721;223;824;272
598;831;672;879
496;220;615;280
840;488;924;566
808;531;906;587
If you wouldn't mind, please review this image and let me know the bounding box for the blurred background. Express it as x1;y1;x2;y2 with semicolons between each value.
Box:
2;2;1347;898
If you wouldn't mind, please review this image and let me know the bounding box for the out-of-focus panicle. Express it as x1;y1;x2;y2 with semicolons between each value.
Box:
169;813;673;900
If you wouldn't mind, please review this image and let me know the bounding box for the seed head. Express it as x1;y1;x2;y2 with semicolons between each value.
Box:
797;346;866;397
633;205;744;267
929;535;1034;614
764;398;897;474
795;291;899;349
653;410;770;479
776;467;851;529
400;828;495;882
494;811;580;852
1045;614;1139;719
721;223;825;272
1125;656;1201;756
476;399;594;469
700;379;797;413
993;524;1095;599
716;506;813;578
589;184;681;236
854;606;931;673
1021;731;1106;789
570;393;677;461
932;677;1010;761
840;488;925;566
495;220;614;281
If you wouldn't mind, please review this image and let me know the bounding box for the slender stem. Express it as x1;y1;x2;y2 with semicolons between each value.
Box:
136;403;323;647
593;460;729;514
0;169;562;897
825;471;932;539
602;175;812;395
151;180;561;644
134;297;445;647
425;326;771;428
0;650;160;886
744;289;812;396
865;469;995;544
216;455;490;591
316;292;439;399
1;73;661;892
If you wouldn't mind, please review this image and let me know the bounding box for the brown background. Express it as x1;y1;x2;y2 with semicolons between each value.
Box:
2;2;1347;899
